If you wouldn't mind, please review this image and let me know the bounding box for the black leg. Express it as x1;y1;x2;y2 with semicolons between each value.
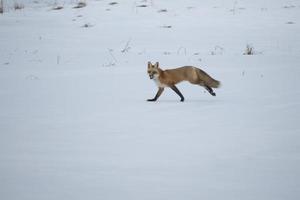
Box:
147;87;164;101
170;85;185;102
205;85;216;96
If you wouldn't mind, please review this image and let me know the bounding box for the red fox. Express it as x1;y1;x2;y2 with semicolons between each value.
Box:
147;62;220;102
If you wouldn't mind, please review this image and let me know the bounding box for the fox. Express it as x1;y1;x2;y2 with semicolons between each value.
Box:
147;62;220;102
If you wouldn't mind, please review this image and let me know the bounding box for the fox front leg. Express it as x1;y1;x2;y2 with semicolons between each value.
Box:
170;85;185;102
147;87;164;102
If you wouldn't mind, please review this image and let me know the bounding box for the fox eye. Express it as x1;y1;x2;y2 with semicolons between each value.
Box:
152;72;157;74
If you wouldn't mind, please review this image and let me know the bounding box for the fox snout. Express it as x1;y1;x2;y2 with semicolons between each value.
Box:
148;71;158;79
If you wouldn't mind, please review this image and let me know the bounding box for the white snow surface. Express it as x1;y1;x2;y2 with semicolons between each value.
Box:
1;0;300;199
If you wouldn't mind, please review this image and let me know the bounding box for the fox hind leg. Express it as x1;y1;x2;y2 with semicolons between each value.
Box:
189;79;216;96
205;85;216;96
170;85;185;102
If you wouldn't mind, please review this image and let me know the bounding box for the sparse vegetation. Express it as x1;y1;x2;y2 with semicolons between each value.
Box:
0;0;3;14
25;74;39;81
109;2;118;6
73;1;86;9
177;46;187;55
261;7;268;11
82;23;93;28
52;6;64;10
161;25;172;29
121;38;131;53
286;21;295;24
137;4;147;8
14;2;25;10
243;44;255;55
211;45;224;55
158;9;167;13
283;5;295;9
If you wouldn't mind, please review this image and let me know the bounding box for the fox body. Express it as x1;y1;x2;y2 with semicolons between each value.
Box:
147;62;220;102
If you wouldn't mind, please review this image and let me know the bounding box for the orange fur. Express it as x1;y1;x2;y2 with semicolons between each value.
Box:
148;62;220;88
147;62;220;101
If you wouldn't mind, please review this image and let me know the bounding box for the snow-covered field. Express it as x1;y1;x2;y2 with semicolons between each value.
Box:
1;0;300;199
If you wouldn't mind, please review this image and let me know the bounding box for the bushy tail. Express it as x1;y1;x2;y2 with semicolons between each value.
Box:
208;78;221;88
197;68;221;88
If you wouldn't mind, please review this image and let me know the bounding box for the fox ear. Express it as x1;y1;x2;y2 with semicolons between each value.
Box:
148;61;152;68
155;62;159;68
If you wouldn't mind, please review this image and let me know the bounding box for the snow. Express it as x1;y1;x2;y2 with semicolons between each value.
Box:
0;0;300;199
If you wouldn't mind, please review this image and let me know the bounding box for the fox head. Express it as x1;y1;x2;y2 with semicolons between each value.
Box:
147;62;160;79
